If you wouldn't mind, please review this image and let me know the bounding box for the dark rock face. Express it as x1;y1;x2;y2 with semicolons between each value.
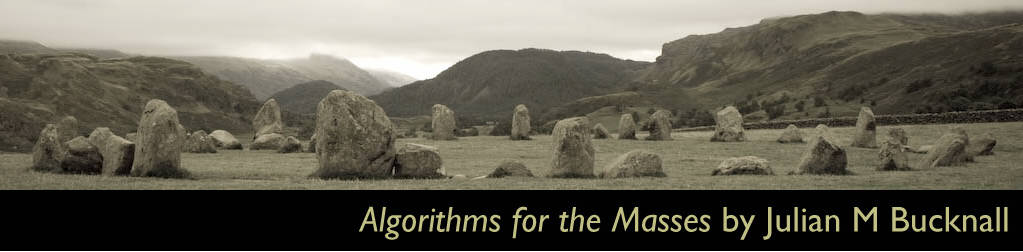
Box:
510;104;531;140
713;156;773;175
277;136;303;153
488;161;534;178
793;135;849;175
617;114;637;140
184;130;218;153
645;110;672;141
850;107;878;148
311;90;397;179
87;127;134;176
60;136;103;174
394;143;445;179
430;104;457;140
711;106;745;142
549;117;595;178
600;150;665;178
131;99;189;178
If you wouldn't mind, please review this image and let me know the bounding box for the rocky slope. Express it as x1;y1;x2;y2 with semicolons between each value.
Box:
366;69;418;87
0;52;259;152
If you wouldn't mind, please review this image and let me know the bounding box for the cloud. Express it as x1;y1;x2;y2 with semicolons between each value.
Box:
2;0;1021;79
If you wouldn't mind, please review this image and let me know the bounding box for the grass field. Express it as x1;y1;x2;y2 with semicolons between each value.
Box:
1;122;1021;189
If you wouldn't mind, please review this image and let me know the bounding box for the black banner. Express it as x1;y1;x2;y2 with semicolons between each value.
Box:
0;190;1016;251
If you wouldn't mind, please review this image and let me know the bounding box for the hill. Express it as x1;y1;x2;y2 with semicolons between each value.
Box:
366;69;418;87
177;54;390;100
628;11;1023;124
0;52;260;152
369;48;650;121
270;80;347;115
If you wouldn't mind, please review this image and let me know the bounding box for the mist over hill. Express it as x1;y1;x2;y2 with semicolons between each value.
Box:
176;54;390;100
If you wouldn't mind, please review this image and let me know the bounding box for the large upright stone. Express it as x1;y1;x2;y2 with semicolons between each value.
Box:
777;124;804;143
131;99;189;178
87;127;135;176
253;99;284;138
430;104;457;140
56;116;79;144
645;110;672;141
60;136;103;174
209;130;242;150
394;143;445;178
592;123;610;139
31;124;64;172
711;106;745;142
617;114;637;140
850;107;878;148
793;135;849;175
877;138;911;171
311;90;397;179
549;117;595;178
917;129;969;169
184;130;218;153
510;104;532;140
600;150;665;178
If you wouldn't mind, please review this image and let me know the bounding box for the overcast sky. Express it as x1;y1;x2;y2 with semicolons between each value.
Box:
2;0;1022;79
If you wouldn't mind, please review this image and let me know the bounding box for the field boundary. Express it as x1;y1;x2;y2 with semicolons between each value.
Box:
677;108;1023;132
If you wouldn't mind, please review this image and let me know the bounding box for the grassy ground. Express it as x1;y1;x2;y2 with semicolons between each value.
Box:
1;122;1021;190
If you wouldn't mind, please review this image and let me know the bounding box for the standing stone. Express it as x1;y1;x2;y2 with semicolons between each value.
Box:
131;99;189;178
793;135;849;175
549;117;596;178
430;104;457;140
917;129;970;169
645;110;672;141
600;150;665;178
510;104;532;140
277;136;302;153
488;160;534;178
250;133;287;150
87;127;135;176
617;114;637;140
968;133;996;156
209;130;242;150
253;98;284;138
306;133;317;153
814;124;829;137
56;116;79;144
31;124;64;172
713;156;773;175
888;128;909;145
60;136;103;174
592;123;610;139
711;106;745;142
311;90;397;179
850;107;878;148
184;130;218;153
394;143;445;178
777;124;804;143
878;138;911;171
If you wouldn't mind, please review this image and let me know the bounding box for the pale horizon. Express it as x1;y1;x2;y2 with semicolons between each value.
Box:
3;0;1023;80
